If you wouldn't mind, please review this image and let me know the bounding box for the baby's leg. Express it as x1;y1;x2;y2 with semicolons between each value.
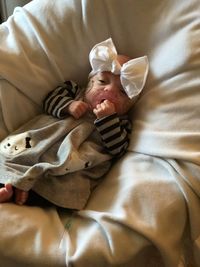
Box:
15;188;29;205
0;184;13;203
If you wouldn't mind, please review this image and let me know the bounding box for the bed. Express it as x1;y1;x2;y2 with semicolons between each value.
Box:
0;0;200;266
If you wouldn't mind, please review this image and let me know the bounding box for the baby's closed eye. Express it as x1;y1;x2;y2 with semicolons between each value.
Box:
98;79;106;84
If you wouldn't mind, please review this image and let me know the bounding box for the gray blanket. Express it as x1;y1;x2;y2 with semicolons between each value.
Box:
0;114;111;209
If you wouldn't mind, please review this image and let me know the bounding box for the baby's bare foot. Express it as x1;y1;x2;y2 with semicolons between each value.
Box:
15;188;29;205
0;184;13;203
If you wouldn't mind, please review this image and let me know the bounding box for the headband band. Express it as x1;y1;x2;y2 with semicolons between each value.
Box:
89;38;149;99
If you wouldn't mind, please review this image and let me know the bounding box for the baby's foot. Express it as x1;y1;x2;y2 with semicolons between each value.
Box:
15;188;29;205
0;184;13;203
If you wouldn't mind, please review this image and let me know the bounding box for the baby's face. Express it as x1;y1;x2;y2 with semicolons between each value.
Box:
84;71;132;116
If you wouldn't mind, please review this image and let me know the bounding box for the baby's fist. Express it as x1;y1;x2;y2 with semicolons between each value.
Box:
93;100;116;119
68;100;89;119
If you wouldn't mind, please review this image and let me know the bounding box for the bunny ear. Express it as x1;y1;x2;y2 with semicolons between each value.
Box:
89;38;121;76
120;56;149;99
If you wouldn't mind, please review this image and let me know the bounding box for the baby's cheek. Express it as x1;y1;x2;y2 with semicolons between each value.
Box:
117;100;132;115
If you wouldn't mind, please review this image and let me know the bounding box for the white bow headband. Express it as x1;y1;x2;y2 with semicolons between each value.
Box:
89;38;149;99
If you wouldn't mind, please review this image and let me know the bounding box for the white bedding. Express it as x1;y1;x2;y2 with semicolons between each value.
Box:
0;0;200;266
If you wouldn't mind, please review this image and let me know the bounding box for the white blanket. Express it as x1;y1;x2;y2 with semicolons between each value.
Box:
0;0;200;266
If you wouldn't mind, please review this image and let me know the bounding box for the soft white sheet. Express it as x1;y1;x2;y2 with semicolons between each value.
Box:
0;0;200;266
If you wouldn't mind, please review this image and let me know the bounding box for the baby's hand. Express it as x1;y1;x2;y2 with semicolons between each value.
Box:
93;100;116;119
68;100;89;119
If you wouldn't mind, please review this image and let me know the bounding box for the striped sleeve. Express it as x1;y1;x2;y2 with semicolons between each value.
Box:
94;113;132;157
43;80;80;118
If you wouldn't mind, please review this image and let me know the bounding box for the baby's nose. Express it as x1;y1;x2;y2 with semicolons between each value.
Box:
104;83;122;93
105;84;115;91
105;83;119;92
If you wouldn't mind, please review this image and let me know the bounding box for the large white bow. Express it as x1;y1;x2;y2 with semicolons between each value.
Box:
89;38;149;99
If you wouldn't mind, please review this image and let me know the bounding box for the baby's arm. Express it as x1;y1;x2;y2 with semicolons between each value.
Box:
66;100;89;119
94;100;132;157
43;81;88;119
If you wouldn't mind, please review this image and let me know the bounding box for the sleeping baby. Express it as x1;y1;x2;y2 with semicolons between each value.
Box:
0;38;149;209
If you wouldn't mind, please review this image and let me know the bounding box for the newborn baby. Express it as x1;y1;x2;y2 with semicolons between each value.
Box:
0;38;149;208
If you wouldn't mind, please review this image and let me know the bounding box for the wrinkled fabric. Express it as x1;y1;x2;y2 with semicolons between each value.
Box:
0;0;199;267
0;114;111;209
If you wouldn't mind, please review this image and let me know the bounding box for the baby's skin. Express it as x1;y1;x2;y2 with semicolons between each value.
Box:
0;184;28;205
